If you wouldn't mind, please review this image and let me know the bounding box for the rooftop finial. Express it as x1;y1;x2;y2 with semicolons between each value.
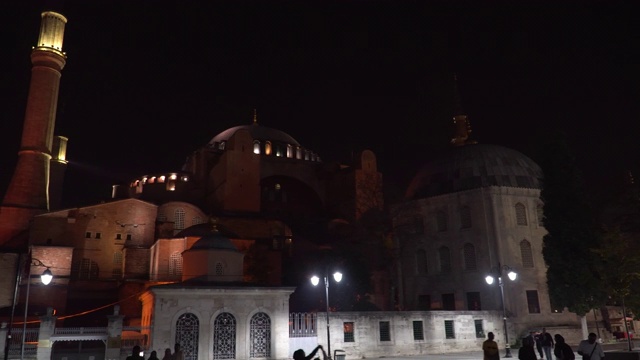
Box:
450;73;477;147
252;108;258;125
210;216;219;232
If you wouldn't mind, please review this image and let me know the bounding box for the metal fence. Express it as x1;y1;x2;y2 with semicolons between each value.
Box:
289;312;317;338
6;328;39;357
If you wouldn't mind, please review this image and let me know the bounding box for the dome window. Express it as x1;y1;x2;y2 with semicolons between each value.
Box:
169;174;177;180
148;177;156;184
296;147;303;159
253;140;261;154
286;144;293;158
158;175;166;183
181;175;189;182
265;141;272;155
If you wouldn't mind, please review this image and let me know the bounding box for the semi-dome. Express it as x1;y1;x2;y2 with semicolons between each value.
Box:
406;143;543;199
208;123;300;147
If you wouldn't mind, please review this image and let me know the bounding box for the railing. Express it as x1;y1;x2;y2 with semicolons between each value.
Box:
289;312;317;338
54;327;108;335
7;328;39;357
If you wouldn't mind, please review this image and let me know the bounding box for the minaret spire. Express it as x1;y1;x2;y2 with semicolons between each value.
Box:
450;73;477;147
0;11;68;245
252;108;258;125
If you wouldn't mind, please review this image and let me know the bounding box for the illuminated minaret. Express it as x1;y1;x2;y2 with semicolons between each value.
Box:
0;11;68;245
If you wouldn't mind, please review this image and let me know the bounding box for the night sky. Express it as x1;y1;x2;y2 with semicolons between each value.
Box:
1;0;638;208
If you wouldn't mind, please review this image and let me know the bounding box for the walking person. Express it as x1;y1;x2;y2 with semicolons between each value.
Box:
534;331;544;360
172;343;184;360
483;332;500;360
162;348;172;360
147;350;159;360
577;333;605;360
554;334;575;360
519;336;538;360
126;346;144;360
541;328;555;360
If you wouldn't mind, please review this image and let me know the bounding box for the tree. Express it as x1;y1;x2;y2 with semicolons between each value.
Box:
536;131;606;315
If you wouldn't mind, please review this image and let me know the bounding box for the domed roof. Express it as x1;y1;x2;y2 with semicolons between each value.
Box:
208;123;300;147
187;221;239;251
406;143;543;199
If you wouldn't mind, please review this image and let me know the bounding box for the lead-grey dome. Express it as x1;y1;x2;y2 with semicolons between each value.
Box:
208;124;300;146
406;144;543;199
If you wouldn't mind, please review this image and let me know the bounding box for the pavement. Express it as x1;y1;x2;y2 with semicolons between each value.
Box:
372;340;640;360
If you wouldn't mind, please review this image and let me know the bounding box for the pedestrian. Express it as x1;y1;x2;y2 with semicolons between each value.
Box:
519;336;538;360
172;343;184;360
293;345;324;360
534;331;544;360
148;351;159;360
554;334;575;360
483;332;500;360
162;348;172;360
577;333;604;360
126;346;144;360
541;328;555;360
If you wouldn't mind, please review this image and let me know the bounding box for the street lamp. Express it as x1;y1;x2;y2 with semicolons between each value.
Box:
3;252;53;360
311;270;342;360
485;263;517;358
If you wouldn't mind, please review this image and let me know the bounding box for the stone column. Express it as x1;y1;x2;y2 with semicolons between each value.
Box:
106;305;124;360
36;307;56;360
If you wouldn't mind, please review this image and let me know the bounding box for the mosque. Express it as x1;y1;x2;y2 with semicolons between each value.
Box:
0;7;609;360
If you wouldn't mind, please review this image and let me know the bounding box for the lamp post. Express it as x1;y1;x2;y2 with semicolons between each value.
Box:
485;263;517;358
5;251;53;360
311;269;342;360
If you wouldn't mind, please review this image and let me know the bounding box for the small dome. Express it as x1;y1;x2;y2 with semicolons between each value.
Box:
208;124;300;147
187;220;239;251
406;144;543;199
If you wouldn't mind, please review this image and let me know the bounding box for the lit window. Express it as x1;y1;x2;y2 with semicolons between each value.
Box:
181;176;189;182
169;174;177;180
275;183;281;190
253;140;261;154
343;322;355;342
265;141;272;155
158;175;166;183
296;147;303;159
149;177;156;184
286;144;293;158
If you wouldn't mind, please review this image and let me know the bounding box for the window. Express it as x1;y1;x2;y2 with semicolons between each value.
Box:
343;322;355;342
467;292;481;310
176;313;199;360
444;320;455;339
379;321;391;342
412;321;424;341
474;319;485;338
442;293;455;310
116;233;122;240
85;232;91;238
438;246;451;273
417;295;431;310
250;312;271;357
77;258;99;280
537;203;544;226
436;211;448;231
463;243;476;270
175;208;186;230
213;313;234;359
515;203;528;225
215;262;224;276
460;206;472;229
520;239;534;268
95;232;101;239
126;234;132;241
169;252;183;276
527;290;541;313
192;216;202;225
253;140;261;154
265;141;272;155
416;249;428;274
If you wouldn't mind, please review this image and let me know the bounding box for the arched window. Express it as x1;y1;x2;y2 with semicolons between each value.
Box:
286;144;293;158
176;313;199;360
460;206;472;229
520;239;534;268
416;249;428;274
250;312;271;358
265;141;272;156
438;246;451;273
436;211;448;232
515;203;527;225
170;252;183;276
215;262;224;276
76;258;99;280
213;312;236;359
192;216;202;225
296;146;303;159
253;140;261;154
463;243;477;270
175;208;186;230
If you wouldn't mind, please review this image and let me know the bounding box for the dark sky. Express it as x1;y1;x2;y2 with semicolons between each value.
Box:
1;0;638;208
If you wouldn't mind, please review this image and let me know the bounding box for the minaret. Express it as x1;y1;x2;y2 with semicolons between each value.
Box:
0;11;68;245
450;74;477;147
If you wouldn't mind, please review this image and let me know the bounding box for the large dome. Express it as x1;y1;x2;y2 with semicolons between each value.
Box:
406;144;543;199
208;124;300;146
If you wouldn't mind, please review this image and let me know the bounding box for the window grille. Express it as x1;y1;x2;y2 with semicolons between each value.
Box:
215;262;224;276
444;320;455;339
175;208;186;230
474;319;485;338
170;252;183;276
520;240;534;268
176;313;199;360
515;203;528;225
412;321;424;341
250;312;271;357
192;216;202;225
527;290;541;313
463;243;476;270
379;321;391;342
343;322;355;342
213;313;235;359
